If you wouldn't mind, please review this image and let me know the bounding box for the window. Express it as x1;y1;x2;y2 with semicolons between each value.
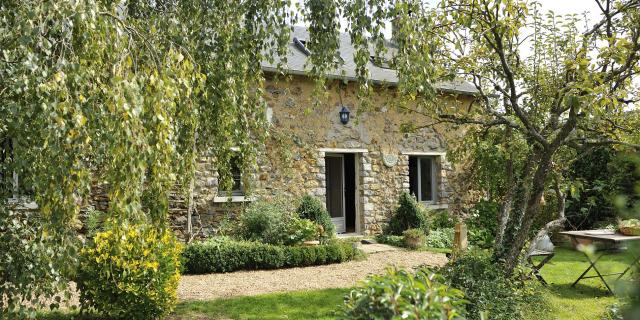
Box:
294;37;345;64
369;55;393;69
220;155;243;196
0;137;13;197
408;156;437;203
293;37;311;56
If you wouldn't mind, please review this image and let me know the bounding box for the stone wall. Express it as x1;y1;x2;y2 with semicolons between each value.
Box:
175;75;474;238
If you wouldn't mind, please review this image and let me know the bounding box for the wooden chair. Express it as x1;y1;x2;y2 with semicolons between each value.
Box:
527;249;555;285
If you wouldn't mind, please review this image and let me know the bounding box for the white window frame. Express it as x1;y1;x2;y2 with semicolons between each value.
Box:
414;156;437;203
214;148;247;202
404;152;444;204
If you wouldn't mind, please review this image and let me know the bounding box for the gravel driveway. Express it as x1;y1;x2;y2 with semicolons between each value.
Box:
178;250;447;301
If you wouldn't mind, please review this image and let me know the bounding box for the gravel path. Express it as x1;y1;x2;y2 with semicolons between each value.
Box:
178;250;447;301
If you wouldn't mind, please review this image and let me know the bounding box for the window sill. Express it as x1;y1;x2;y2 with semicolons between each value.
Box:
6;197;39;210
213;195;254;203
421;202;448;210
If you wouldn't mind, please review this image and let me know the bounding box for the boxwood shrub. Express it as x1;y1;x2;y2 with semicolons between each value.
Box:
339;267;466;319
182;237;362;274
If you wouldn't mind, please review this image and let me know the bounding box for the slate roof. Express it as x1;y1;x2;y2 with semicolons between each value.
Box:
261;26;478;96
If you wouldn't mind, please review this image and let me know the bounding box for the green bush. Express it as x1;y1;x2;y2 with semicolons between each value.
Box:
237;198;317;245
374;234;404;247
430;209;458;229
468;200;500;249
77;220;182;319
440;250;520;320
339;267;466;319
182;237;361;274
403;228;425;249
284;217;318;245
296;195;336;242
384;192;429;236
425;227;454;249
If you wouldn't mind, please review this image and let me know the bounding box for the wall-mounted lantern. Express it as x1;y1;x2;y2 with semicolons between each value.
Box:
339;106;350;125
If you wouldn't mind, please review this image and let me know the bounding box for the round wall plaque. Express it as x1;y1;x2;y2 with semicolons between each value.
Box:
382;154;398;167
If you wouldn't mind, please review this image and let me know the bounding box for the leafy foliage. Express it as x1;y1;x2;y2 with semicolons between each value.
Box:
77;220;182;319
182;237;361;274
296;195;336;242
440;251;520;320
429;210;459;229
0;206;77;318
339;267;466;320
0;0;293;313
425;228;454;249
374;234;405;248
384;192;429;236
237;198;318;245
467;200;500;249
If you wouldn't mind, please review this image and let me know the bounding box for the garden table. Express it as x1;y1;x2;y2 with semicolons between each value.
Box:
558;230;640;294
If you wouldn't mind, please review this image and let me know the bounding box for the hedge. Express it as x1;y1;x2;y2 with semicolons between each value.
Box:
182;237;362;274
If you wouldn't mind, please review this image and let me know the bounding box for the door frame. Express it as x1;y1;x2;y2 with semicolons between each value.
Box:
324;151;362;234
325;153;346;233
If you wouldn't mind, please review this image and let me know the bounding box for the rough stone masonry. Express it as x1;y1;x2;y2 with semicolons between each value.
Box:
168;76;474;240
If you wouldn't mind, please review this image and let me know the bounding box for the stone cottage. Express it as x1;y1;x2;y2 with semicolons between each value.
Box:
175;26;478;238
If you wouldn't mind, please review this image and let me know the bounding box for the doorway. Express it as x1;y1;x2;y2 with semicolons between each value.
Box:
325;153;356;234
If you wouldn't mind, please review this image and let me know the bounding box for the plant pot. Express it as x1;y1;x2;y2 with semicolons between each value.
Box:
619;227;640;236
404;237;423;249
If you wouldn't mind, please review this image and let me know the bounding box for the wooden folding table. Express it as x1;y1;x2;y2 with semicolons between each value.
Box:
559;230;640;294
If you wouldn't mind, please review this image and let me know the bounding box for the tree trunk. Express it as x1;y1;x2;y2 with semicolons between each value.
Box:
526;181;566;258
494;150;554;275
186;132;198;243
494;157;514;250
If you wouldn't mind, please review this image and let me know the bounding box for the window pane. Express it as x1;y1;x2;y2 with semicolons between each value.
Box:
420;157;433;201
230;156;243;194
408;157;418;200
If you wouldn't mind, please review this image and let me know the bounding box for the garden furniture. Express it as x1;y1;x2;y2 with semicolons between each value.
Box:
558;230;640;294
527;249;555;285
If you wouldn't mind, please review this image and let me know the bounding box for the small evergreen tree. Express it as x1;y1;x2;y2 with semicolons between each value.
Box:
296;195;336;241
384;192;429;236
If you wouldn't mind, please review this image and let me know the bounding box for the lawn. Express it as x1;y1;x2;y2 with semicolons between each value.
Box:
170;288;349;320
170;247;633;320
524;247;634;320
38;247;634;320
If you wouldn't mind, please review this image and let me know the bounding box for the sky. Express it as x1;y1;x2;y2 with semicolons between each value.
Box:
294;0;605;37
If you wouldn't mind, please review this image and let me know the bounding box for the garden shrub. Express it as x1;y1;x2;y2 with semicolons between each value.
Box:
430;209;458;229
296;195;336;242
374;234;404;247
426;227;454;249
339;267;466;319
182;237;361;274
440;250;520;320
403;228;425;249
237;198;317;245
77;221;182;319
467;200;499;249
384;192;429;236
285;217;318;245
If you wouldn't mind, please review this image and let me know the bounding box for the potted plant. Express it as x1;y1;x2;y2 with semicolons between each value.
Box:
619;219;640;236
403;228;426;249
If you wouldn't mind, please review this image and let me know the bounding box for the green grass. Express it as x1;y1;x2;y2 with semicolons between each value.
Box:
37;288;350;320
524;247;634;320
170;288;350;320
37;247;635;320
